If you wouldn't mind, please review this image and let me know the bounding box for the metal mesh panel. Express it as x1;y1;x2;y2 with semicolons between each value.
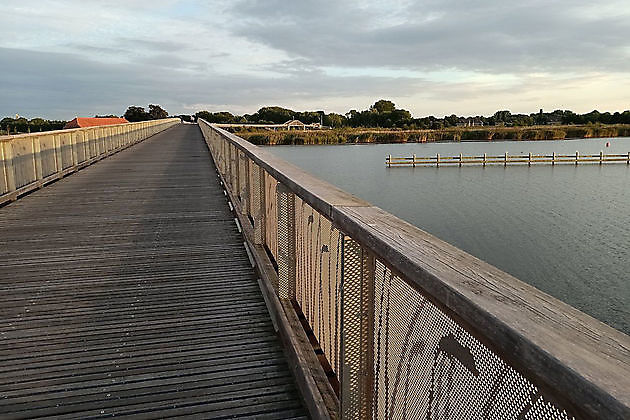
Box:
227;144;234;191
276;185;295;297
230;145;239;194
372;260;574;420
341;237;374;419
238;151;247;205
264;171;279;262
294;199;343;377
249;162;264;243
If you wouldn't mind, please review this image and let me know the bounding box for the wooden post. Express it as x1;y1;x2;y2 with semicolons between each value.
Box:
70;132;78;167
575;151;579;166
459;152;463;167
436;153;440;167
1;142;17;195
483;153;487;167
387;154;391;167
54;134;63;174
504;151;508;167
341;237;375;420
412;153;416;168
552;152;556;166
528;152;532;166
627;152;630;165
600;150;603;165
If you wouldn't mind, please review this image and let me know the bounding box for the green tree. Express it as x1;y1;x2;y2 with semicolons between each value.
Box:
124;106;149;122
148;104;168;120
370;100;396;113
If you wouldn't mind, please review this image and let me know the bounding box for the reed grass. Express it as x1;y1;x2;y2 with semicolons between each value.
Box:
231;124;630;146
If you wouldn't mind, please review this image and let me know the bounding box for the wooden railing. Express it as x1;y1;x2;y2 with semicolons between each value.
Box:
199;119;630;420
0;118;180;205
387;151;630;167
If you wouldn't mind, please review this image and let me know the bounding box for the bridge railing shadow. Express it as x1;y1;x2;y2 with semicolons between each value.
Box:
199;118;630;420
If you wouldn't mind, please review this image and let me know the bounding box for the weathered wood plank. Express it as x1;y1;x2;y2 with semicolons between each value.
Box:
201;118;630;420
0;124;306;419
333;204;630;418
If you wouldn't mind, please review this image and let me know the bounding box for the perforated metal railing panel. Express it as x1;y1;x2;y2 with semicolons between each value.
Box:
371;260;574;420
264;170;279;261
198;122;613;420
238;150;247;205
294;198;343;377
249;161;264;242
277;184;295;299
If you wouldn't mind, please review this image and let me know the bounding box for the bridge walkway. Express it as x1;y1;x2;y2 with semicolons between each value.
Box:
0;124;307;419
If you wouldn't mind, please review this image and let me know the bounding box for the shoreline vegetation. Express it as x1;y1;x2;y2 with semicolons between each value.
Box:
228;124;630;146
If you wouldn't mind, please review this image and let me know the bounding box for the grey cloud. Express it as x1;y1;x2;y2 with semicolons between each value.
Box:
0;47;429;118
116;38;189;53
230;0;630;73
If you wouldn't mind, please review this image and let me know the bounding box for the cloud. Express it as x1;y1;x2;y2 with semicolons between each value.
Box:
0;47;428;118
230;0;630;74
0;0;629;118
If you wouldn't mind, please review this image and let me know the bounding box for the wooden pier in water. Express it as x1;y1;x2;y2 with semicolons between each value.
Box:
386;151;630;167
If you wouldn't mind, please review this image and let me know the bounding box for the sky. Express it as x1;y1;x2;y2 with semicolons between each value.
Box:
1;0;629;119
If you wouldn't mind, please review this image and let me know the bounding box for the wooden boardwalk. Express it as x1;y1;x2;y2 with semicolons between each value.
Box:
0;125;307;419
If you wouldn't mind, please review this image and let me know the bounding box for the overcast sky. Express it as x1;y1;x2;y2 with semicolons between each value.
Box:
1;0;629;119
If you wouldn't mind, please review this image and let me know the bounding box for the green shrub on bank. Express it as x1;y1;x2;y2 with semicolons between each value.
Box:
234;124;630;146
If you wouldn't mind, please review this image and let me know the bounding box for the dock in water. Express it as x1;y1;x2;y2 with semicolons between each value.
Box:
386;151;630;167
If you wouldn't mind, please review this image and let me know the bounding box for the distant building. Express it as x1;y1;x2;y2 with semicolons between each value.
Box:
280;119;326;130
64;117;129;129
546;116;563;125
282;119;307;130
456;118;484;127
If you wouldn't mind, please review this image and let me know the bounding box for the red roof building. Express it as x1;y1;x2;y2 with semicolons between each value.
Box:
63;117;129;129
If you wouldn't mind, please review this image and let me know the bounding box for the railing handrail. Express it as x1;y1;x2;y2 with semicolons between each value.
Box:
0;118;180;142
200;118;630;419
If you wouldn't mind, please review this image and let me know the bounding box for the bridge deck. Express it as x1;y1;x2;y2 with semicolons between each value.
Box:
0;125;307;419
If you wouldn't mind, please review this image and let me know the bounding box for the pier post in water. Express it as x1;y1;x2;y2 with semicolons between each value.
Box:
552;152;556;165
387;154;391;167
483;152;487;167
575;151;579;165
600;150;604;165
436;153;440;167
412;153;416;167
528;152;532;166
459;152;463;167
504;151;508;167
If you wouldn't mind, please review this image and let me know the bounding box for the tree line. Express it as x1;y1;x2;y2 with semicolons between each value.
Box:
4;101;630;135
196;100;630;129
1;104;171;134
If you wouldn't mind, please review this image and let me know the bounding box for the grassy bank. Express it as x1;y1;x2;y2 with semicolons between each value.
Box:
228;124;630;146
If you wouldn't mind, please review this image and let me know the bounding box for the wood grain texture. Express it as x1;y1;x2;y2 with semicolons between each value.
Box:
0;124;306;419
333;204;630;419
201;119;630;419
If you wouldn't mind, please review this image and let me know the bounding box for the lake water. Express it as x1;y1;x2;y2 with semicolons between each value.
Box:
268;137;630;335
